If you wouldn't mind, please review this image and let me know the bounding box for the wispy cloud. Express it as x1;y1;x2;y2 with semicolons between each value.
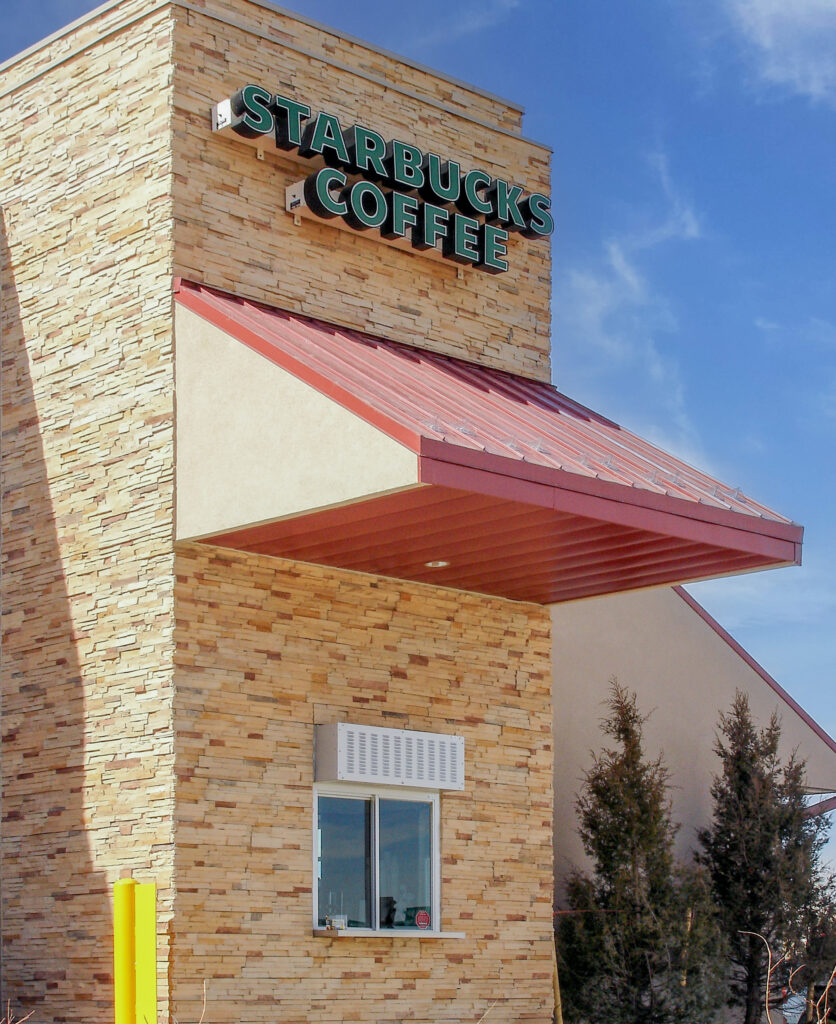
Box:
722;0;836;104
414;0;521;48
553;153;705;463
643;152;702;246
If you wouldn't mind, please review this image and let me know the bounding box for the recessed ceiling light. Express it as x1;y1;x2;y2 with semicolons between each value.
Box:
425;560;449;568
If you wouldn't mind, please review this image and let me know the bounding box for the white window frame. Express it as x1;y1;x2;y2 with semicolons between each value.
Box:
313;782;441;935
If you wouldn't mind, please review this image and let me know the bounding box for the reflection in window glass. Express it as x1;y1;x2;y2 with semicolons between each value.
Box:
378;799;432;929
317;796;372;928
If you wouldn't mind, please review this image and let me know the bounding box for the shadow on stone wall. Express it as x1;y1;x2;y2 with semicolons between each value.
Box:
1;209;109;1021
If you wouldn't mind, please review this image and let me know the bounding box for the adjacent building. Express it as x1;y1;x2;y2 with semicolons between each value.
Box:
551;586;836;894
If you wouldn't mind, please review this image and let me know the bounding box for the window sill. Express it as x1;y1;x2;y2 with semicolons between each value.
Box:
313;928;465;939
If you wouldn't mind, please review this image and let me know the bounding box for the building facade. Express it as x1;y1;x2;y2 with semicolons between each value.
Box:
551;586;836;895
1;2;827;1023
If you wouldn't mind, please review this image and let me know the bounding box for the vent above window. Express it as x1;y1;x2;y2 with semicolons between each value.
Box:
315;723;465;791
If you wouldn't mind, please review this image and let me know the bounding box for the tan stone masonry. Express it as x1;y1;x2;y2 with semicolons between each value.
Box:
1;0;556;1020
171;0;552;380
172;543;554;1024
1;1;177;1018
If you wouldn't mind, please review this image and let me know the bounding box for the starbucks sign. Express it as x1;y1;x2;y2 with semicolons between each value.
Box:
212;85;553;275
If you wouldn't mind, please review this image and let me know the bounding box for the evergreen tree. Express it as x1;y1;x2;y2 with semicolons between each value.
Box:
797;901;836;1023
557;681;726;1024
697;691;832;1024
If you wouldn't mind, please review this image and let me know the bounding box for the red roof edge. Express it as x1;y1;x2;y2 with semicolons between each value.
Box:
419;454;800;565
805;794;836;818
419;438;804;549
674;586;836;758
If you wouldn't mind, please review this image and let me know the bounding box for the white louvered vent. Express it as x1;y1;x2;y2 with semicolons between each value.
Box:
315;723;465;791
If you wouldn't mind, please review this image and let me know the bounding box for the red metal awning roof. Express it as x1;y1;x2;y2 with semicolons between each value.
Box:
174;279;802;604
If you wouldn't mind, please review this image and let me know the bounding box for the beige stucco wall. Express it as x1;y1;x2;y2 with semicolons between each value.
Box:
174;303;419;539
551;586;836;895
0;1;177;1018
170;0;553;381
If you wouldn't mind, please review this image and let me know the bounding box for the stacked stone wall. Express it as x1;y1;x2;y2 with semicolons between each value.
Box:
172;543;555;1023
0;3;177;1018
1;3;558;1022
171;0;553;380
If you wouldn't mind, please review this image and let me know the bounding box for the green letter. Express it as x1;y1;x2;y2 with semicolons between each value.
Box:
444;214;480;265
385;140;425;191
273;94;311;150
343;181;388;230
347;125;388;178
421;154;461;204
383;192;421;240
303;168;348;218
414;202;449;251
520;193;554;237
300;111;350;166
230;85;274;138
459;169;493;217
478;223;509;274
487;179;526;230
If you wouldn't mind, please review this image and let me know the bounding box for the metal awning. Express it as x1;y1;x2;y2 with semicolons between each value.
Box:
174;279;802;604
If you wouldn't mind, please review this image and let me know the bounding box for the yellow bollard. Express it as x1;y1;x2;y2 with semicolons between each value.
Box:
113;878;137;1024
113;879;157;1024
134;883;158;1024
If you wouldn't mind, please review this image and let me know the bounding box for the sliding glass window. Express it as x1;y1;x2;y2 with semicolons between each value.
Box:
315;787;439;932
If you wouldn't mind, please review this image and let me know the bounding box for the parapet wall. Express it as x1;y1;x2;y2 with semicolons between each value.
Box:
171;0;553;380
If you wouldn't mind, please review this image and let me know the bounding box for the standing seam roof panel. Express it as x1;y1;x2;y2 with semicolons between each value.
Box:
175;280;796;527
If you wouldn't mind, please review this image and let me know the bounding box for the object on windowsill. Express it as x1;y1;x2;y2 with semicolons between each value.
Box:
323;914;348;932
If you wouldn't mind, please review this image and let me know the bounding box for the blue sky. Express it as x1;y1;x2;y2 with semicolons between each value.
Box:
4;2;835;796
